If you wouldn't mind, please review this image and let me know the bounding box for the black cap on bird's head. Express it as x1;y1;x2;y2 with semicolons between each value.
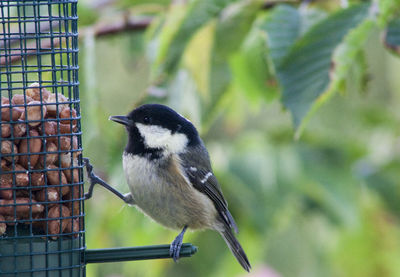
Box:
110;104;201;156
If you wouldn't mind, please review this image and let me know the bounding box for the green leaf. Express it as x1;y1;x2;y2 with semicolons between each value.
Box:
296;19;376;138
377;0;400;26
383;18;400;57
298;7;327;36
182;21;216;98
145;15;167;69
289;19;375;136
204;0;262;123
276;3;370;131
231;27;278;104
342;50;369;95
153;0;237;76
330;20;375;94
259;5;327;70
259;4;301;68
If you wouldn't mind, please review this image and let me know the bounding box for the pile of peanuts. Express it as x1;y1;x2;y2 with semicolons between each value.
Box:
0;83;82;239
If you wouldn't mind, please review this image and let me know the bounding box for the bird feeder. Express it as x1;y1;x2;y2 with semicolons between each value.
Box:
0;1;196;276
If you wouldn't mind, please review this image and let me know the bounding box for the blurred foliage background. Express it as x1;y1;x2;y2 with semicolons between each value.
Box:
77;0;400;276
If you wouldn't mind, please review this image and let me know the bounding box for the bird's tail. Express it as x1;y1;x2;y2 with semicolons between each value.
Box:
219;227;251;272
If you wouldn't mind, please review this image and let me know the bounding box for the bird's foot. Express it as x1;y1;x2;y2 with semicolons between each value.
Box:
83;157;98;200
169;226;188;262
83;157;133;204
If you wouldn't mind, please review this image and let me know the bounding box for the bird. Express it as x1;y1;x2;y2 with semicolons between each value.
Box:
91;103;251;271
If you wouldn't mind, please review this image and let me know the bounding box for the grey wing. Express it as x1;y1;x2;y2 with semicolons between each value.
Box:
180;147;238;233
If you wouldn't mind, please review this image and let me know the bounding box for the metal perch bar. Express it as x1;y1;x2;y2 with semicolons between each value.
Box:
85;244;198;264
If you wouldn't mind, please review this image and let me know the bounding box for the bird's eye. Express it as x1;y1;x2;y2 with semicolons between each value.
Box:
143;116;151;124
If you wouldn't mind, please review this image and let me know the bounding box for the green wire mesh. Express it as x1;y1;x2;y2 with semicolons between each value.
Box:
0;1;84;276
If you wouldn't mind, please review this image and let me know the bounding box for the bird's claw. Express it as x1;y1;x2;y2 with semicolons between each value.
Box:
169;225;187;263
83;157;98;200
169;239;183;262
83;157;90;167
83;158;94;177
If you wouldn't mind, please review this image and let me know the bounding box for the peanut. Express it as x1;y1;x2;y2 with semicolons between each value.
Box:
39;142;58;166
65;185;82;216
46;165;67;186
46;165;69;196
11;94;33;106
26;83;50;101
14;164;29;187
1;140;18;163
47;205;71;238
12;107;24;121
1;159;7;170
59;122;77;134
1;122;11;137
46;93;68;116
0;214;6;235
41;121;57;136
20;101;47;127
0;174;13;199
64;168;79;184
1;100;23;121
31;172;45;189
59;137;80;160
59;107;77;126
59;136;77;151
0;198;44;215
60;153;71;168
60;153;79;169
65;218;79;236
19;129;42;169
61;185;70;196
35;188;60;203
12;120;27;138
1;97;21;121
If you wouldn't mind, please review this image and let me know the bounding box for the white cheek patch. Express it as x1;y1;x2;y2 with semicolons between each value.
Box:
136;123;188;153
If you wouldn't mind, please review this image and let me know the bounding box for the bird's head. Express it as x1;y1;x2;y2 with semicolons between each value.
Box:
110;104;200;156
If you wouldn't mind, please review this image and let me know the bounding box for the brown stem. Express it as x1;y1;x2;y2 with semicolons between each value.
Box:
92;16;152;37
1;16;152;67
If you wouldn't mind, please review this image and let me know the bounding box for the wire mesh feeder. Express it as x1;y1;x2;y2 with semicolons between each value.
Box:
0;1;84;276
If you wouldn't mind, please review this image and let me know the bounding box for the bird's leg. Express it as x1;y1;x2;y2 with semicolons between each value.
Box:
169;225;188;262
83;157;135;205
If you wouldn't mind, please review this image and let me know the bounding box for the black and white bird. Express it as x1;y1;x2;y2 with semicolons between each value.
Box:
92;104;251;271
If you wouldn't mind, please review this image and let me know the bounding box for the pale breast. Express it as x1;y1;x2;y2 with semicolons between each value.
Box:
122;153;217;230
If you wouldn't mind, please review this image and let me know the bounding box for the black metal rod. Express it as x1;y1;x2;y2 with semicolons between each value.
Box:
84;243;198;264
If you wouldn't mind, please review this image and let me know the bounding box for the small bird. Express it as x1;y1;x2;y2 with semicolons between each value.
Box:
105;104;250;271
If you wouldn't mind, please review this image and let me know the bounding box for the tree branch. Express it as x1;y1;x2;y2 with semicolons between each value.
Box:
1;16;152;67
262;0;299;9
91;16;152;37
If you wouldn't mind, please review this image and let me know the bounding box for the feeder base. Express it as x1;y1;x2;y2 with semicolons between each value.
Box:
0;236;83;277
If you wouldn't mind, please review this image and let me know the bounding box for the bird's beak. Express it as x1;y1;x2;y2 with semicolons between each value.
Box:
109;115;131;126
